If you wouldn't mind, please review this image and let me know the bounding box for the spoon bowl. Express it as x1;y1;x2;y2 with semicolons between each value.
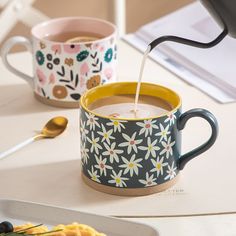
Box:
39;116;68;139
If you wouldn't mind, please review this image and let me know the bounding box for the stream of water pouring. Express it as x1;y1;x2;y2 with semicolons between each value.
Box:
134;45;151;114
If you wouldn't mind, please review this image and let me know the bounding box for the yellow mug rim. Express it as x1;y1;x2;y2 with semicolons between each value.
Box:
80;82;182;121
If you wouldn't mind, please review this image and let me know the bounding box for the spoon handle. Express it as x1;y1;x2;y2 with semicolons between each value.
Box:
0;137;35;160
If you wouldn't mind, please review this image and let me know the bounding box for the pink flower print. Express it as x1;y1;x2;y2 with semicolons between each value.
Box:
100;46;104;52
51;44;62;54
80;76;86;88
49;73;56;84
80;62;90;76
104;67;113;80
36;68;46;85
63;44;80;53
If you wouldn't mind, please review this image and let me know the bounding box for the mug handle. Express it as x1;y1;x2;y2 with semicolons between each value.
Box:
177;108;218;170
1;36;34;88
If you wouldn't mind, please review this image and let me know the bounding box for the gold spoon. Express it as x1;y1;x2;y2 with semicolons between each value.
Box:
0;116;68;160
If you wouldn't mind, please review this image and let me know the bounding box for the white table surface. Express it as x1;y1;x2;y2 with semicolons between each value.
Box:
1;40;236;236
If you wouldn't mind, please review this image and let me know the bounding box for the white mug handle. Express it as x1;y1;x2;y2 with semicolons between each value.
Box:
1;36;34;88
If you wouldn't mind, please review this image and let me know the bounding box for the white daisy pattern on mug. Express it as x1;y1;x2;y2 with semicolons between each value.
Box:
107;119;127;132
97;124;115;144
94;155;112;176
80;120;89;141
160;136;175;159
102;142;123;163
164;111;177;126
119;155;143;177
88;166;101;183
136;119;159;137
139;172;157;187
108;170;129;187
119;132;142;154
138;137;160;159
86;112;100;131
80;142;89;165
155;123;170;142
87;132;102;154
150;156;168;177
164;162;177;180
80;108;181;188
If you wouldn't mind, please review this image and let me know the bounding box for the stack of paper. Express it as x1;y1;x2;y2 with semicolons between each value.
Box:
123;2;236;103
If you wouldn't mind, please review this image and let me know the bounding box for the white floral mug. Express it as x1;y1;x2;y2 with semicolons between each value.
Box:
1;17;117;108
80;82;218;196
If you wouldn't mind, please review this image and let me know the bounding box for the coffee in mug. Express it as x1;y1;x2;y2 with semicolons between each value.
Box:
1;17;117;108
89;94;172;118
44;31;103;43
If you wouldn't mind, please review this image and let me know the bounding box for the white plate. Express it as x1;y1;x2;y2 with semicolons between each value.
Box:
0;199;159;236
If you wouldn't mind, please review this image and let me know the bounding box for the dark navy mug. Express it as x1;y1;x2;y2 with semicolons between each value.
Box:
80;82;218;196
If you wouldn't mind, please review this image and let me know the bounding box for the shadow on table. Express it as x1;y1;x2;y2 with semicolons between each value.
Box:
0;84;68;116
0;159;126;208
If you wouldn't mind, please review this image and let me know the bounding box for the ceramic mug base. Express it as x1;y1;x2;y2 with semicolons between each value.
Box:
34;92;80;108
82;173;180;196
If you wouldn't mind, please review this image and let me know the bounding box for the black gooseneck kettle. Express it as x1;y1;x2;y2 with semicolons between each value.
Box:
149;0;236;51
